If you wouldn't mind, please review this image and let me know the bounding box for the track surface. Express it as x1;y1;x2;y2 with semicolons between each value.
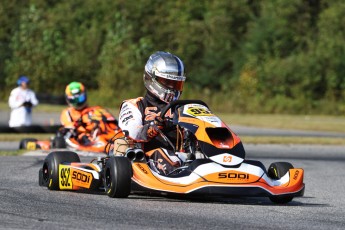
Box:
0;145;344;229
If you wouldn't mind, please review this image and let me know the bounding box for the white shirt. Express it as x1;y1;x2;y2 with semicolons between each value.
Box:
118;99;144;140
8;87;39;127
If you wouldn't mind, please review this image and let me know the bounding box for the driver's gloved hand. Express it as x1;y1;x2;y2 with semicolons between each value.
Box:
22;101;33;107
80;135;92;146
147;116;164;138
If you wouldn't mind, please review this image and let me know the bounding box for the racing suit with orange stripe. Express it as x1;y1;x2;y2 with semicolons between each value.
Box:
60;106;118;145
118;93;182;175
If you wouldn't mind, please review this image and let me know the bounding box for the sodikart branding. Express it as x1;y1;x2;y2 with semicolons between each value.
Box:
137;163;148;174
71;169;93;188
72;171;90;183
218;172;250;180
223;155;232;162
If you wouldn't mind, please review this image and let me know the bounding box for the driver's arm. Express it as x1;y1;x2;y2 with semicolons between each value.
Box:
118;101;146;141
60;109;76;129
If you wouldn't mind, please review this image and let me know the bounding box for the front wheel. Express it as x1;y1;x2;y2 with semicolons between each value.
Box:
104;157;132;198
40;151;80;190
268;162;294;204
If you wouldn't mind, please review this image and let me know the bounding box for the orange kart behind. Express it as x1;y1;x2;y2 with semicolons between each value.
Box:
19;106;120;153
38;100;305;203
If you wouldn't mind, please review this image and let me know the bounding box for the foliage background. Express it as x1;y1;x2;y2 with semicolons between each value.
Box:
0;0;344;114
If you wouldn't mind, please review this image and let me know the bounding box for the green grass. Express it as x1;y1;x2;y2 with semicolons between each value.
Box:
219;113;345;133
0;101;66;113
2;102;344;133
0;102;119;114
241;136;345;145
0;133;53;141
0;150;27;156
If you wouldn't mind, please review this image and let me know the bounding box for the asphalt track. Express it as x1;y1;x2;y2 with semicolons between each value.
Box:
0;144;344;230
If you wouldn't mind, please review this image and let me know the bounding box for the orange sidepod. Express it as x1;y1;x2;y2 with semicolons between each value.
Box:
132;162;208;193
58;163;100;190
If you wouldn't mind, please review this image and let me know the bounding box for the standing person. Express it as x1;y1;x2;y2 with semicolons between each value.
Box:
118;51;186;175
8;76;39;127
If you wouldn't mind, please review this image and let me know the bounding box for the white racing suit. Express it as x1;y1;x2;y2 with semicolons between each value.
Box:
118;93;182;175
8;87;39;127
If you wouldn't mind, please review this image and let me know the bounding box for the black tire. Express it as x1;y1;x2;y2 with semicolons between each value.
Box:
267;162;294;204
38;168;44;186
19;138;39;150
52;136;66;148
104;157;132;198
41;151;80;190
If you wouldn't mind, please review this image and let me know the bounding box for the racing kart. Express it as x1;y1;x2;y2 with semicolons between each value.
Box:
20;109;119;153
38;100;305;203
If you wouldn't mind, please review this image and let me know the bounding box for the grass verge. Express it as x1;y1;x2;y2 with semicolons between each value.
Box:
1;102;344;133
0;150;27;156
0;133;52;141
0;102;119;114
219;113;345;133
241;136;345;145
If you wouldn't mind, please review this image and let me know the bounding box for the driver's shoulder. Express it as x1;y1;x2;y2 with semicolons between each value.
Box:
121;97;144;109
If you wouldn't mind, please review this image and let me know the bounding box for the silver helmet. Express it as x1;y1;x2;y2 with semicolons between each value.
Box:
144;51;186;103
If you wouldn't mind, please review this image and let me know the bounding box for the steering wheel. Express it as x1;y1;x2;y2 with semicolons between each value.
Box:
159;100;209;119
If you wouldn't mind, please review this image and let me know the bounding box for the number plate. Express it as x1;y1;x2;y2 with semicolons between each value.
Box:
59;165;72;189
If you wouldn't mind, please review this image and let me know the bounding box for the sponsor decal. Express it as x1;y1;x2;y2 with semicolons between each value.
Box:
186;107;213;117
223;155;232;162
26;141;37;150
144;107;172;121
71;170;92;188
59;165;72;189
156;72;186;81
218;172;250;180
137;163;148;174
120;111;132;120
293;170;299;180
121;115;133;123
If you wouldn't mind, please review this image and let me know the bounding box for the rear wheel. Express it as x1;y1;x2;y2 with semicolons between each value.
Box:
268;162;294;204
40;151;80;190
104;157;132;198
52;136;66;148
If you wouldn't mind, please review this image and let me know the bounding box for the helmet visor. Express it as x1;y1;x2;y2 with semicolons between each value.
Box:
156;76;184;91
67;93;86;106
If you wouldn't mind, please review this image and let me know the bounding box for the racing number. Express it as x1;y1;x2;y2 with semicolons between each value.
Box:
187;107;213;116
59;165;72;189
26;142;36;150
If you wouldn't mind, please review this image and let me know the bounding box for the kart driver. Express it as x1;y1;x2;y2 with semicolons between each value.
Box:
118;51;186;175
60;81;118;146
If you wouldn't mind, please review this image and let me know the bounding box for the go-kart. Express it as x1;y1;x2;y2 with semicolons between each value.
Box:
20;108;119;153
38;100;304;203
19;130;117;153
